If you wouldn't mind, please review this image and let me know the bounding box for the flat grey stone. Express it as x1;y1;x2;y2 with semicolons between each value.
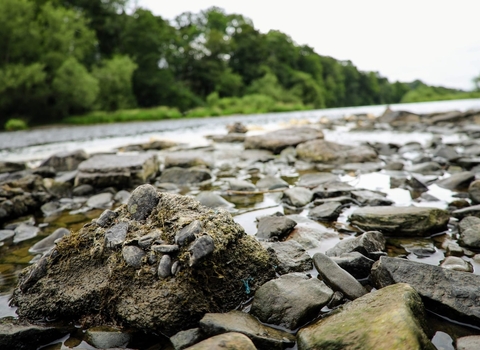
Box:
457;335;480;350
189;235;215;267
326;231;386;260
313;252;367;300
105;222;128;248
75;153;159;188
170;328;204;350
440;256;473;272
196;192;234;210
371;256;480;325
228;179;256;191
158;167;212;185
85;326;131;349
261;240;312;274
436;171;475;191
244;127;324;154
13;224;40;244
251;273;333;330
297;173;338;188
349;206;450;236
255;215;297;241
185;332;256;350
331;252;375;279
176;220;202;246
199;311;296;350
308;202;342;221
40;149;88;172
296;140;378;164
282;187;313;207
86;192;113;209
95;209;118;227
256;176;289;190
351;190;394;206
29;228;69;254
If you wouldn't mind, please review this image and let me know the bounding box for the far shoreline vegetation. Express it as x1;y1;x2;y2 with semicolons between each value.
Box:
2;0;480;131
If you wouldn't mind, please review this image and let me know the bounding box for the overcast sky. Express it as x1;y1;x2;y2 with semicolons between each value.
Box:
137;0;479;90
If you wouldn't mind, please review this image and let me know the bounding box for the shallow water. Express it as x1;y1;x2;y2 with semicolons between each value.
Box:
2;98;480;348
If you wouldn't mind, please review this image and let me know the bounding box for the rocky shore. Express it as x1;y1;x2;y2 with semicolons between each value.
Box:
2;107;480;349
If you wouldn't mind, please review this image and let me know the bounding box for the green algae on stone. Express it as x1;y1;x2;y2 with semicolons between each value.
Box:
297;283;435;350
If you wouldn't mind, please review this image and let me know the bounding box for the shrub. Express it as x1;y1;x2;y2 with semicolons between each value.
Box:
4;118;28;131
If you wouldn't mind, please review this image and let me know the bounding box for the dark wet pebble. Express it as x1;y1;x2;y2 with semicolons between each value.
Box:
122;245;146;268
105;222;128;248
255;215;297;241
189;235;215;267
127;184;159;221
176;220;202;246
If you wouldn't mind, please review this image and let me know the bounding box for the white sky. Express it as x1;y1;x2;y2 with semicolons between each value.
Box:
136;0;479;90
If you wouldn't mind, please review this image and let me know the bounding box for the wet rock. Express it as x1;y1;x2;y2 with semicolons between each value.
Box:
155;182;180;193
434;145;460;162
286;215;336;250
199;311;295;350
141;139;179;150
255;215;297;241
12;191;276;336
170;328;204;350
250;273;333;330
29;227;69;254
351;189;394;206
371;256;480;325
72;184;94;196
75;153;159;188
176;220;202;246
377;109;421;125
152;244;179;253
86;192;113;209
297;283;434;350
458;216;480;248
13;224;40;244
0;230;14;245
244;126;324;154
261;240;312;274
95;209;118;227
227;122;248;134
331;252;375;279
406;161;443;175
85;326;131;349
313;195;358;206
40;201;62;217
138;230;162;249
0;317;72;350
256;175;289;190
228;179;256;191
127;184;159;221
158;167;212;185
208;133;246;143
468;180;480;204
313;252;367;300
196;191;234;210
282;187;313;207
114;190;130;204
308;202;342;221
122;245;146;268
311;181;355;199
452;204;480;220
158;254;172;278
297;173;338;188
105;222;129;248
189;235;214;266
436;171;475;191
296;140;378;164
349;206;450;236
186;332;256;350
385;161;404;171
0;161;26;174
326;231;386;260
457;335;480;350
40;149;89;172
440;256;473;272
164;152;212;169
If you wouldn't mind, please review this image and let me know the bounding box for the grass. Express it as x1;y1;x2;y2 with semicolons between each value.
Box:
62;106;182;125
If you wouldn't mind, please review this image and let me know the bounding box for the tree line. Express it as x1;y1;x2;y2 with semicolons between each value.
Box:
1;0;475;129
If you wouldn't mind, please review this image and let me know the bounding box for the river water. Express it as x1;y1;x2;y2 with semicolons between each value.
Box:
2;98;480;348
2;98;480;163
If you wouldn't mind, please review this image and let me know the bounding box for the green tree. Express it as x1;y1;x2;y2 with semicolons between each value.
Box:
52;57;99;116
92;55;137;111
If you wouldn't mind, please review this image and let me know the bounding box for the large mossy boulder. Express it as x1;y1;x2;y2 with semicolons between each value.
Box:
297;283;435;350
11;185;276;336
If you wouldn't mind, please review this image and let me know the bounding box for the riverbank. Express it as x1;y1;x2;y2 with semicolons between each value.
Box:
3;102;480;348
